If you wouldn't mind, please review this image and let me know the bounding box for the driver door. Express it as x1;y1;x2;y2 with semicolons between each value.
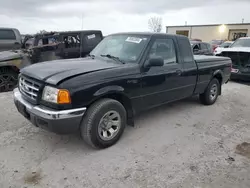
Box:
140;36;186;109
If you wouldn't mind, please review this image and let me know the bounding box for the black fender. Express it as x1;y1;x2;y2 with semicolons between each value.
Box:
212;70;223;95
93;85;124;97
93;85;134;126
212;69;223;80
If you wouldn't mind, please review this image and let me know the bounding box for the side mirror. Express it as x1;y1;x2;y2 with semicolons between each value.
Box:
145;57;164;68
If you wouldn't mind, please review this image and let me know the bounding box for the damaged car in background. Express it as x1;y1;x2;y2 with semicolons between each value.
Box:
0;30;103;92
0;28;29;92
217;37;250;81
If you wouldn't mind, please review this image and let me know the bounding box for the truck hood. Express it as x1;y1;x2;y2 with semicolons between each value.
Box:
0;50;22;62
221;47;250;53
220;49;250;69
21;57;122;85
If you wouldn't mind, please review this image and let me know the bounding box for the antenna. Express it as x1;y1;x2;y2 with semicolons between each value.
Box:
80;14;84;58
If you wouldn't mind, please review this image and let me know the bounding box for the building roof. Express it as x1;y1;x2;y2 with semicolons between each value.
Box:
166;23;250;28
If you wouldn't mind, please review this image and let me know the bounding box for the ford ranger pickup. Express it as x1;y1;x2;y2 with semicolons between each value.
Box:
13;32;232;149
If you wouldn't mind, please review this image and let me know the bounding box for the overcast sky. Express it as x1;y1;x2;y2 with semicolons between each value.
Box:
0;0;250;35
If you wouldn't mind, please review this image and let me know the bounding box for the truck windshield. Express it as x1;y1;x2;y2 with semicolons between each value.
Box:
90;34;150;63
219;42;232;48
230;38;250;48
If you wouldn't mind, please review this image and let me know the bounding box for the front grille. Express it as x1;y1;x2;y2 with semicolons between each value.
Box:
19;76;41;101
222;52;250;68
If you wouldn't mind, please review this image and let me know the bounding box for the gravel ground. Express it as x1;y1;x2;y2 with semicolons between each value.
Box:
0;82;250;188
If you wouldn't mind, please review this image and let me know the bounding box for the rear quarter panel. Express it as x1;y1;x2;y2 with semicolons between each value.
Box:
194;55;231;94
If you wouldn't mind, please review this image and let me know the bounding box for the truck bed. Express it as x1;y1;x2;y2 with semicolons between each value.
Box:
194;55;230;63
193;55;231;95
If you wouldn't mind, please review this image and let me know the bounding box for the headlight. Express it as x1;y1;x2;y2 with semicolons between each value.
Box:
42;86;71;104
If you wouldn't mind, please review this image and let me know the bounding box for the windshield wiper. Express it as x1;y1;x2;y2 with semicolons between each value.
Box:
100;54;125;64
88;54;95;58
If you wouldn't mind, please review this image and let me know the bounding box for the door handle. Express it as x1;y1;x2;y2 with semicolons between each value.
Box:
176;70;182;76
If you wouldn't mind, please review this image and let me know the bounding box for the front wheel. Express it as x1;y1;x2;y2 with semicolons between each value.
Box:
200;78;220;105
0;68;18;92
81;98;127;149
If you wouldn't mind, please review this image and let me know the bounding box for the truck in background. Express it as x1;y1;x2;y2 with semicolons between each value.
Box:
0;28;22;52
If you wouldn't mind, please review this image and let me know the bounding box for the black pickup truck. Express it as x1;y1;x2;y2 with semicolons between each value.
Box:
13;32;231;149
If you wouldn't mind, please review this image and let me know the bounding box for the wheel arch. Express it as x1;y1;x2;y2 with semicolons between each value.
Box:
212;70;223;95
89;86;134;126
0;65;19;92
0;65;20;73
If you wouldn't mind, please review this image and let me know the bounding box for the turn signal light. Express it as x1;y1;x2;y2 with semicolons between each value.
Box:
57;89;71;104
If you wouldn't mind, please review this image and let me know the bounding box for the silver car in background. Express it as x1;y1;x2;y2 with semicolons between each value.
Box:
0;28;22;52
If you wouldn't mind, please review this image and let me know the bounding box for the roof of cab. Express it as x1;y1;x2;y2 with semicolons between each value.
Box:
0;27;18;30
108;32;188;39
58;30;102;34
0;27;20;32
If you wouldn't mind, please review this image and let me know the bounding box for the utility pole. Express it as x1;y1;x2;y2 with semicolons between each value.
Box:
81;14;84;29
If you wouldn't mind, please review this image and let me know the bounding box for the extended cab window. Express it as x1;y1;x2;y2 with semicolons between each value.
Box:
149;38;177;64
0;29;16;40
178;38;194;63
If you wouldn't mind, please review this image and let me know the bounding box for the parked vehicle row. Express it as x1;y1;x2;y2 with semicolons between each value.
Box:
14;32;232;149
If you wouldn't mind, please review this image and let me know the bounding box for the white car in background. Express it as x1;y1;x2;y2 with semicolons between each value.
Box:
218;37;250;81
214;41;233;55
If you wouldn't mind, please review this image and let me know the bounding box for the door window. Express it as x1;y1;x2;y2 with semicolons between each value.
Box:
200;43;208;50
148;39;177;64
0;29;16;40
193;44;200;50
63;35;80;48
206;43;212;51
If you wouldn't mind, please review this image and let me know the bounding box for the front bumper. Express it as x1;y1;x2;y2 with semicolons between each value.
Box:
231;73;250;81
13;88;86;134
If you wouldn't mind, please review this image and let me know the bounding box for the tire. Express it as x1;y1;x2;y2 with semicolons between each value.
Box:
0;68;18;92
81;98;127;149
199;78;220;105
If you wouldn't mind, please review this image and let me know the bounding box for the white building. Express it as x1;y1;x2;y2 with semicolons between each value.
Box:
166;23;250;42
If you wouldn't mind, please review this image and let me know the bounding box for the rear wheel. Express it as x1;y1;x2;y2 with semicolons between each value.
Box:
81;98;126;149
0;68;18;92
200;78;220;105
